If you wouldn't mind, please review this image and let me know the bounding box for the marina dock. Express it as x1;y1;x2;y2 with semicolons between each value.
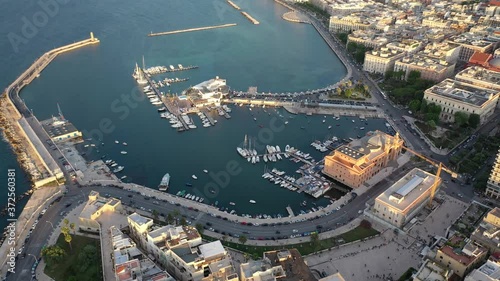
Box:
241;12;260;24
227;0;241;10
148;23;237;37
286;206;295;217
144;65;199;76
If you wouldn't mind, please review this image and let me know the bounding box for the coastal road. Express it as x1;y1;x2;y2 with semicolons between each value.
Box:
7;159;416;281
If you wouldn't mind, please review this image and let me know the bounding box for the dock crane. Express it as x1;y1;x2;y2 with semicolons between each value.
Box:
401;146;459;206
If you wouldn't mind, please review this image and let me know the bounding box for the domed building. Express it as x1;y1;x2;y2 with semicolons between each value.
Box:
323;130;404;189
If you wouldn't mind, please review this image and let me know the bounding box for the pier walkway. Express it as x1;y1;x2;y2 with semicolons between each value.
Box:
2;33;99;187
241;12;259;24
226;0;241;10
148;23;237;37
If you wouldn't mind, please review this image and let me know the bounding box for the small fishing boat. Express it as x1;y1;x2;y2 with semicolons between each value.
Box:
120;151;128;155
186;183;192;187
192;175;198;180
249;200;256;204
115;140;119;144
203;169;208;173
123;142;128;146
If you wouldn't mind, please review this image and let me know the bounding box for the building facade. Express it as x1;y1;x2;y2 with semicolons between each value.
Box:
372;168;440;228
323;131;403;189
363;48;406;75
486;148;500;199
436;235;488;277
394;55;455;82
423;79;499;124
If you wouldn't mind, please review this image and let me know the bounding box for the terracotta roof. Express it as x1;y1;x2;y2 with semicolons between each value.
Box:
469;52;492;64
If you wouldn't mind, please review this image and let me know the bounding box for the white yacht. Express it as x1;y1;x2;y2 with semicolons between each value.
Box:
192;175;198;180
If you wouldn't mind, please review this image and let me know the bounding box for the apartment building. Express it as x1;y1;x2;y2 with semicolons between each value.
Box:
347;30;389;49
394;55;455;82
436;235;488;277
455;66;500;91
471;207;500;251
486;148;500;199
422;41;461;64
363;48;406;74
448;34;495;62
127;213;238;281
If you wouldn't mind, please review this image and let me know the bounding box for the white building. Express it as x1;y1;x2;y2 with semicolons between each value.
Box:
372;168;440;228
394;55;455;82
486;148;500;199
423;79;499;124
465;258;500;281
363;48;405;75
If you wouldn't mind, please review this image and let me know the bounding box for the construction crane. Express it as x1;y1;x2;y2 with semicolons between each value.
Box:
402;146;459;206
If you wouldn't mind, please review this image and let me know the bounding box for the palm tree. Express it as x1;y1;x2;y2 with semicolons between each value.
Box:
69;223;76;235
152;210;159;221
63;218;69;227
238;235;247;246
64;233;72;251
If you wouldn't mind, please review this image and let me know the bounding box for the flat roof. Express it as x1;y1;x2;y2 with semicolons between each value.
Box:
376;168;438;212
128;213;153;227
199;240;225;260
172;244;198;264
337;145;365;160
40;116;80;138
426;79;498;106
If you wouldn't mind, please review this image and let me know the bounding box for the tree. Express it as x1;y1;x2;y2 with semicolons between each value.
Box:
347;42;357;53
61;226;70;236
408;100;421;112
420;99;428;113
195;223;204;234
427;120;437;129
407;70;421;82
64;233;73;251
360;219;372;229
152;209;159;221
166;213;174;224
238;235;248;245
454;112;469;127
310;232;319;250
468;113;480;128
179;217;187;226
41;245;66;266
63;218;69;226
69;223;76;235
77;244;98;273
337;33;348;44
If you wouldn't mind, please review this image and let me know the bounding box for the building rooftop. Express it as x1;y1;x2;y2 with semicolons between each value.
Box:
199;241;226;260
397;55;453;72
337;145;366;160
368;47;405;59
426;79;498;107
466;258;500;280
115;259;141;281
376;168;438;212
128;213;153;227
171;244;199;264
263;249;316;281
455;66;500;90
440;235;487;267
414;259;453;281
40;116;81;141
80;192;120;220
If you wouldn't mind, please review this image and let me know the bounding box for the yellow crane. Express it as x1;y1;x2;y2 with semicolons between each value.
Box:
402;146;458;206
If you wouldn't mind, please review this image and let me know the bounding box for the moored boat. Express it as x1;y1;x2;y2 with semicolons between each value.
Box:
158;173;170;191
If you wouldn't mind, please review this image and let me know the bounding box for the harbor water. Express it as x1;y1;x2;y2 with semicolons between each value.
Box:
0;0;372;218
